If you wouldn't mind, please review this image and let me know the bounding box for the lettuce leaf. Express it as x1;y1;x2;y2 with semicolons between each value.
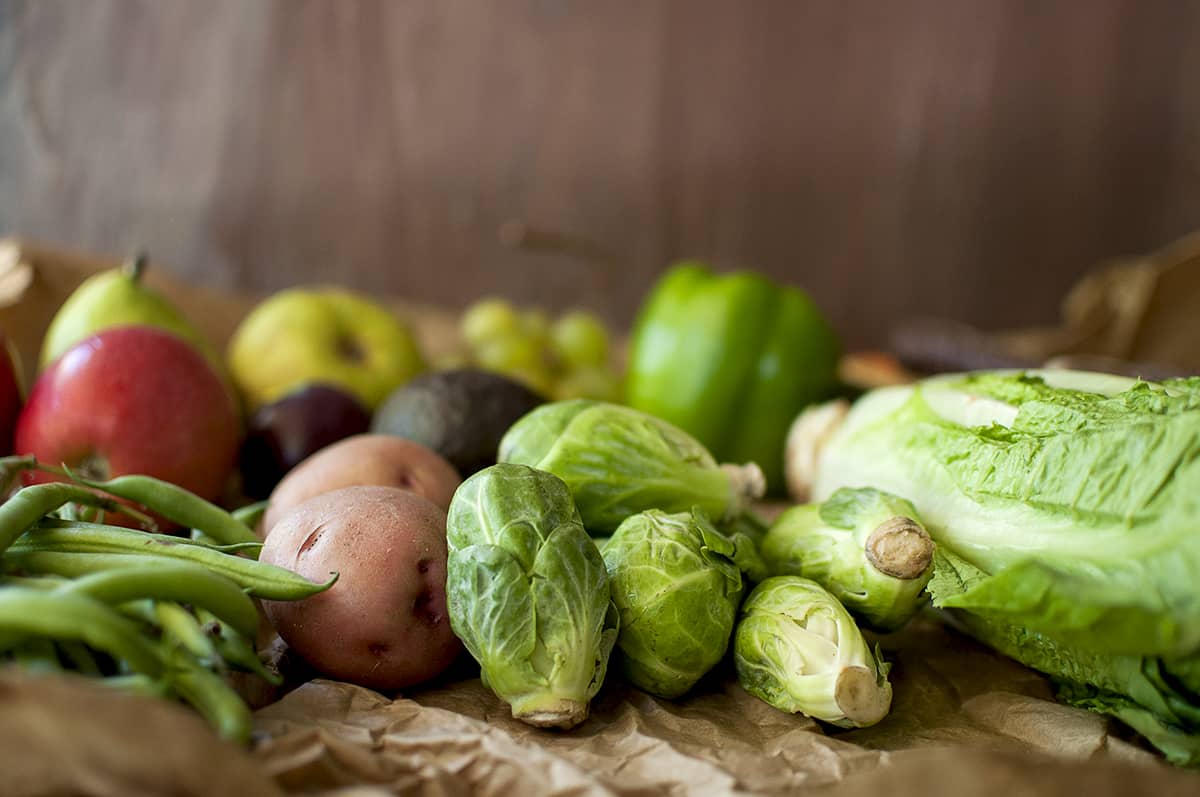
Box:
816;370;1200;762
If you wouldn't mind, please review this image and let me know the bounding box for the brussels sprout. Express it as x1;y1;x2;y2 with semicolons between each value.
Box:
734;576;892;727
446;463;619;729
761;487;934;632
498;400;765;535
602;507;761;698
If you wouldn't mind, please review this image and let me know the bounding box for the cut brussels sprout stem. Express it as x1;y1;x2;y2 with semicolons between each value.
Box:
834;665;891;726
514;700;588;730
865;517;934;580
719;462;767;515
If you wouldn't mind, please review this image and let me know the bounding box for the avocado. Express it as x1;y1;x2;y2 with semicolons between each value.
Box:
371;368;545;476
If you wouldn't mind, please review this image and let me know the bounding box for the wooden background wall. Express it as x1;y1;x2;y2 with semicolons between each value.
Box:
1;0;1198;349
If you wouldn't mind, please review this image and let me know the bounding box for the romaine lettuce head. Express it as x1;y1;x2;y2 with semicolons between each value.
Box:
812;370;1200;761
602;507;753;698
814;371;1200;658
734;576;892;728
762;487;934;632
498;400;765;535
931;547;1200;766
446;463;619;729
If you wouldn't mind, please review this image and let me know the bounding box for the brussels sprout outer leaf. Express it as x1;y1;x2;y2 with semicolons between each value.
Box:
499;401;763;535
526;523;619;725
447;544;540;699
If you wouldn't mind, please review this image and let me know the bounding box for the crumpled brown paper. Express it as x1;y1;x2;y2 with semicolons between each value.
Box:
0;669;282;797
250;618;1196;796
891;230;1200;378
4;239;1200;795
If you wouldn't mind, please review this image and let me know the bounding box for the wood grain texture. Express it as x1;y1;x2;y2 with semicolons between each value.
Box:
1;0;1199;348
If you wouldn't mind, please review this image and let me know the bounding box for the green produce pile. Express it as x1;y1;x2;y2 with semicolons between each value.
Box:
9;246;1200;773
445;400;917;731
0;457;333;743
810;370;1200;765
447;369;1200;766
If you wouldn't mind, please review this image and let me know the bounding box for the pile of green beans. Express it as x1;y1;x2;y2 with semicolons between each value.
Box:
0;458;335;744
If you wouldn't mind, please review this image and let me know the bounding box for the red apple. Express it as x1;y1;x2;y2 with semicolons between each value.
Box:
15;327;241;504
0;333;23;456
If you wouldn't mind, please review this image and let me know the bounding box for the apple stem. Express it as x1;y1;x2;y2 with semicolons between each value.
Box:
123;250;149;283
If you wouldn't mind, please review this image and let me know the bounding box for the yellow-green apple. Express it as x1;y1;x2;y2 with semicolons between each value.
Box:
238;383;372;499
0;332;23;455
39;253;224;377
15;326;241;505
227;288;425;414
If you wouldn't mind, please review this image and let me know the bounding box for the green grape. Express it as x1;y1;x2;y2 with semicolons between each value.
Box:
550;311;610;369
553;365;622;402
462;298;522;349
474;334;545;373
433;350;473;371
506;365;556;398
520;309;552;345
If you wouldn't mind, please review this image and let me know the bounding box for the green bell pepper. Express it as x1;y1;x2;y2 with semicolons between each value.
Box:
625;262;840;492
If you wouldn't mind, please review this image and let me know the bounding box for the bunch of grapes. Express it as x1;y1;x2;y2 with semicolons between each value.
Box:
449;298;623;402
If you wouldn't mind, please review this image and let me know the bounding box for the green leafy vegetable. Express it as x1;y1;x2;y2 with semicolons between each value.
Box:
445;463;618;729
734;576;892;727
812;369;1200;760
762;487;934;632
499;400;765;535
602;507;758;698
931;548;1200;766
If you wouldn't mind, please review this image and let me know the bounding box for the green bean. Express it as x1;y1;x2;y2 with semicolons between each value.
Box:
0;483;153;554
169;657;253;744
53;563;259;639
0;455;36;496
189;529;220;548
0;574;65;589
0;458;258;545
0;588;163;676
195;608;282;686
232;500;268;531
69;473;258;545
4;526;334;600
38;519;261;555
57;640;102;676
155;602;222;668
11;638;61;673
116;598;158;625
102;673;168;699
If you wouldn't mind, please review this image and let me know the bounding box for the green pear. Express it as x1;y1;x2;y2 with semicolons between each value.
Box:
39;253;223;375
227;287;426;414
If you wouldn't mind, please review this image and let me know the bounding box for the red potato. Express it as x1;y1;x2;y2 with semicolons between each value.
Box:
260;485;463;690
262;434;460;536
